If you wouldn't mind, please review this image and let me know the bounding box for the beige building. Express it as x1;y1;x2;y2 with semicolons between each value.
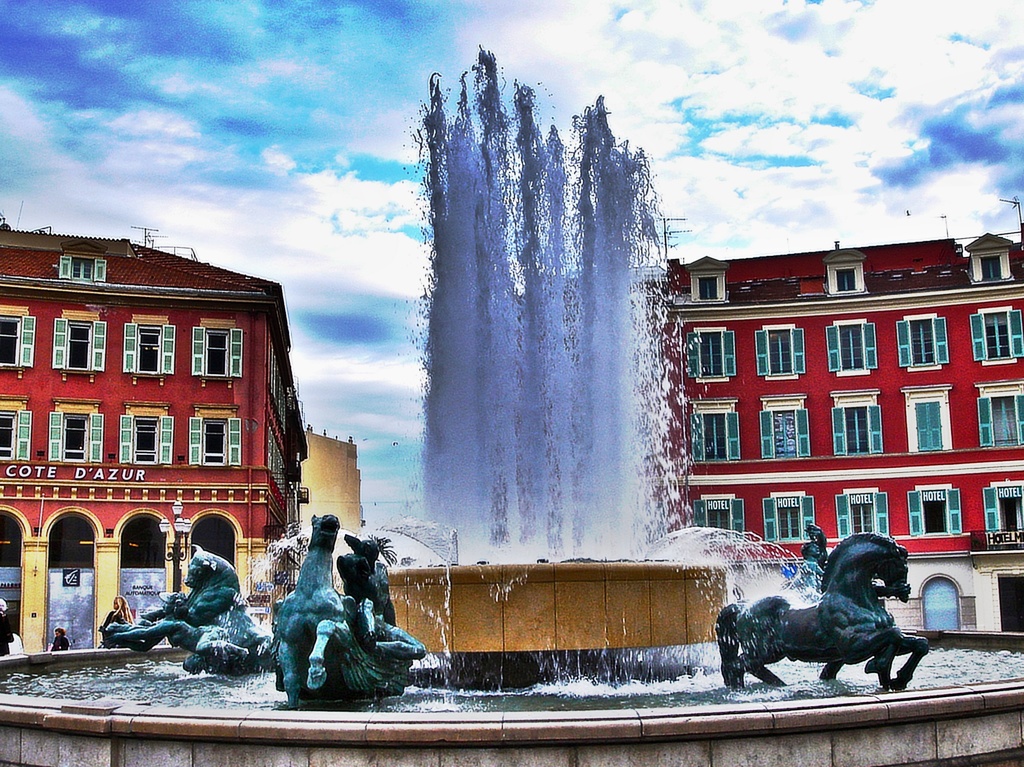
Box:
300;428;361;533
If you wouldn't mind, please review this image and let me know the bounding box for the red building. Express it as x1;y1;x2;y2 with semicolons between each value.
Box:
0;227;305;651
669;230;1024;631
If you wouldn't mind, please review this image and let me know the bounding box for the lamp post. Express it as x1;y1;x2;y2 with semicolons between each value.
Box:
158;500;192;593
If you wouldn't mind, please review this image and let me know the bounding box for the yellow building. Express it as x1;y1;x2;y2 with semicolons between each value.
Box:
300;428;361;533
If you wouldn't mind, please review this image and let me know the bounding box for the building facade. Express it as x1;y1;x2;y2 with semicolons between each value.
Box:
0;228;305;651
669;231;1024;632
299;428;361;533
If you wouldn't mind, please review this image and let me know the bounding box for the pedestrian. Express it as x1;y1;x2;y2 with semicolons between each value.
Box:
50;627;69;652
0;599;13;657
101;596;133;631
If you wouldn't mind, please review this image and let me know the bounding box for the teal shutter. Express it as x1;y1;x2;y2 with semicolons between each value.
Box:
58;255;72;279
796;408;810;457
159;416;174;464
832;407;846;455
760;410;774;458
896;320;911;367
934;318;949;364
908;491;923;535
874;492;889;536
755;330;769;376
763;498;778;541
731;498;744;532
792;328;805;374
693;499;707;527
123;323;138;373
48;412;62;460
863;323;877;369
836;494;851;538
800;496;815;530
726;411;740;460
19;316;35;367
119;415;134;463
15;410;31;460
228;417;242;465
192;327;206;376
690;413;705;462
984;487;999;531
89;413;103;463
826;325;840;371
685;333;699;377
916;401;942;451
868;405;883;453
1016;395;1024;445
722;331;735;377
52;318;68;369
229;328;243;377
970;313;986;360
948;489;962;535
161;325;176;374
978;397;994;447
92;321;106;371
1012;310;1024;358
189;417;203;464
94;258;107;282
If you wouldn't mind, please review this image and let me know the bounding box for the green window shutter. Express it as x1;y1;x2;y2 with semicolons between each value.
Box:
896;320;911;367
762;498;778;541
192;327;206;376
725;411;740;460
227;417;242;465
123;323;138;373
759;410;774;458
731;498;745;532
229;328;243;377
984;487;999;531
970;313;986;360
792;328;805;374
948;489;962;535
19;316;35;367
868;405;883;454
755;330;769;376
89;413;104;463
690;413;705;462
863;322;877;369
800;496;815;530
92;321;106;371
1016;395;1024;445
48;412;62;460
908;491;923;536
934;318;949;364
159;416;174;464
722;331;735;377
189;417;203;464
1010;309;1024;357
693;499;707;527
15;410;31;460
796;408;810;457
832;407;846;455
978;397;994;447
52;318;68;369
58;255;72;279
119;415;134;463
916;401;942;451
94;258;107;283
836;494;851;538
826;325;841;371
874;492;889;536
162;325;176;374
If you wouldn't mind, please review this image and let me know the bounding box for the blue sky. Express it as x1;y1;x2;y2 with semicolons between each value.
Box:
2;0;1023;526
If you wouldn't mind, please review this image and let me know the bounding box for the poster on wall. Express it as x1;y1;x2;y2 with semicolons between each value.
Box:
120;569;168;620
47;567;95;649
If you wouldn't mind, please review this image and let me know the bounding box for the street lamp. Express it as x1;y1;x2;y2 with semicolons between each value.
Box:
158;500;192;593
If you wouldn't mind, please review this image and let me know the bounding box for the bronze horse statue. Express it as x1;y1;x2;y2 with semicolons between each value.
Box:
716;532;929;691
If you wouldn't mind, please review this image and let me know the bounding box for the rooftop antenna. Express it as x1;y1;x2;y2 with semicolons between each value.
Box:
940;215;949;239
1000;196;1022;227
661;216;690;257
130;225;160;248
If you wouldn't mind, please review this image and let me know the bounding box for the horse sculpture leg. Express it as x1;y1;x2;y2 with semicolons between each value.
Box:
307;618;345;691
890;635;930;691
716;604;746;688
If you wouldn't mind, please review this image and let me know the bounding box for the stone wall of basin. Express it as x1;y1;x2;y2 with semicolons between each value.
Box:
388;562;727;653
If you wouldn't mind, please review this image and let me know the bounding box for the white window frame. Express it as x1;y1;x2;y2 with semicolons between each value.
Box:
0;314;35;368
53;318;106;372
124;323;176;375
48;411;103;463
119;414;174;465
903;385;953;453
192;327;243;378
824;249;866;295
59;254;107;283
189;416;242;466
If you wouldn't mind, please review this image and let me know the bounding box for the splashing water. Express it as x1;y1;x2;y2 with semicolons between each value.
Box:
421;50;674;563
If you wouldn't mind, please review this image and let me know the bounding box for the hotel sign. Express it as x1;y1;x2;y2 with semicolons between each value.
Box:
2;463;149;482
986;530;1024;547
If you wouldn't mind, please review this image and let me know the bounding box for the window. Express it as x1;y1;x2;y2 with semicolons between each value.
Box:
698;276;718;300
826;322;877;373
832;404;882;455
984;486;1024;532
686;330;735;379
836;490;888;537
52;318;106;372
971;309;1024;362
0;411;31;461
48;412;103;462
59;255;107;283
693;497;744;531
835;269;856;292
824;248;865;294
915;401;943;451
123;324;175;375
979;395;1024;447
691;409;740;462
687;258;728;303
189;416;242;465
981;256;1003;282
897;317;948;368
0;316;34;367
756;328;805;377
192;327;243;378
759;408;810;458
119;415;174;464
908;488;962;535
763;495;814;542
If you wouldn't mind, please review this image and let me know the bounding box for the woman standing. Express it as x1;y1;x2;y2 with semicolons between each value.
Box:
101;596;133;631
0;599;13;656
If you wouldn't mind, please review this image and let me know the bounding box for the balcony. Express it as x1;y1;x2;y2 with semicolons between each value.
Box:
970;530;1024;552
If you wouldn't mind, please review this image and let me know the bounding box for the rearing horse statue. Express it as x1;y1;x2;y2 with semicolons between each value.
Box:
716;532;929;691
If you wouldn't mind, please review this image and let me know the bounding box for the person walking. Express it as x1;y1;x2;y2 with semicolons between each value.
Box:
0;599;13;656
50;627;70;651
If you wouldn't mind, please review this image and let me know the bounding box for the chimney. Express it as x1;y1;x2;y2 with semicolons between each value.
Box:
834;241;840;250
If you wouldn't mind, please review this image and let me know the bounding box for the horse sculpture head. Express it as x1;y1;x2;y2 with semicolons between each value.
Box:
310;514;341;551
820;532;910;598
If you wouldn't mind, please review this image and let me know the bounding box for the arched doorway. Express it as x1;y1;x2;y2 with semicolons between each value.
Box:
47;514;96;649
923;577;961;630
191;516;235;566
0;512;23;640
119;516;166;620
